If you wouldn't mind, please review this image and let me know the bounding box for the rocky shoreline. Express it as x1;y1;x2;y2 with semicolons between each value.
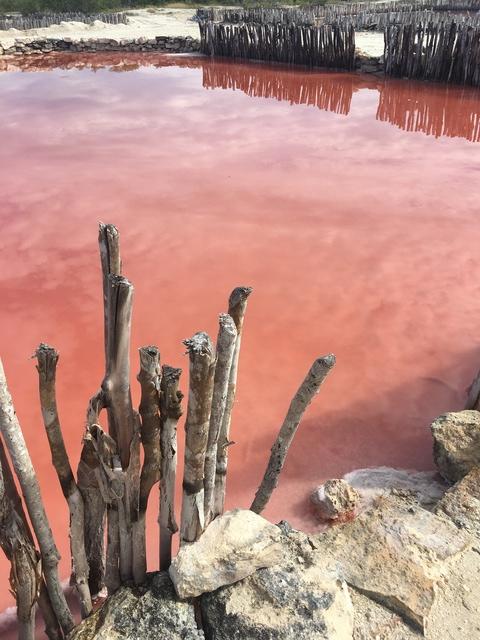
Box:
68;409;480;640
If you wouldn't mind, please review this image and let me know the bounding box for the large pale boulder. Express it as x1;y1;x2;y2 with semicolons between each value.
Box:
169;509;283;599
314;495;472;631
344;467;447;511
68;573;203;640
201;524;354;640
431;410;480;482
435;467;480;540
311;479;360;522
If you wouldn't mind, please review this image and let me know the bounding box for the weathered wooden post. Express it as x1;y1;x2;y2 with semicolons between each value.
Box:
35;344;92;617
180;332;215;544
214;287;252;517
204;314;237;526
0;359;75;636
134;346;162;585
159;365;183;569
251;355;336;514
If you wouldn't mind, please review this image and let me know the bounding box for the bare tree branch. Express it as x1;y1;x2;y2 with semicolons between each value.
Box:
204;315;237;527
0;359;74;635
159;366;183;570
35;344;92;618
132;346;162;584
180;333;215;545
251;354;336;515
214;286;252;517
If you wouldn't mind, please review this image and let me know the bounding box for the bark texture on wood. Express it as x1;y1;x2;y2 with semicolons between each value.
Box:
0;359;74;635
214;286;252;517
77;391;107;596
251;354;336;515
0;441;61;640
204;314;237;527
35;344;92;618
99;222;121;362
180;333;215;544
133;346;162;584
0;439;39;640
159;365;183;570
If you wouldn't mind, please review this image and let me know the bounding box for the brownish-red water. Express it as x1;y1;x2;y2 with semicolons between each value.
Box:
1;53;480;634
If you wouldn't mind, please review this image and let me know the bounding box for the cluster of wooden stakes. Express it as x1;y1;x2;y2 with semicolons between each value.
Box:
0;223;336;640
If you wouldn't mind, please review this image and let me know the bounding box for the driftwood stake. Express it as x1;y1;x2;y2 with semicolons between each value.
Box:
180;332;215;544
0;359;75;635
133;346;162;585
204;314;237;526
251;354;336;515
35;344;92;618
0;439;40;640
0;440;61;640
159;366;183;569
214;286;252;517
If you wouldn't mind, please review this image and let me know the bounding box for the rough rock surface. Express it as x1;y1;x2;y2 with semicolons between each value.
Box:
201;523;354;639
426;547;480;640
169;509;283;599
343;467;447;511
435;467;480;540
314;495;472;631
431;410;480;482
311;479;360;522
350;588;422;640
68;572;202;640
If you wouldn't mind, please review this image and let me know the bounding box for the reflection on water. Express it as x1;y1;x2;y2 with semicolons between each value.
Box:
1;52;480;633
2;53;480;141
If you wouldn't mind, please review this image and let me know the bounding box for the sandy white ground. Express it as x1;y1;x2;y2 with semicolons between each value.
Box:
0;8;199;51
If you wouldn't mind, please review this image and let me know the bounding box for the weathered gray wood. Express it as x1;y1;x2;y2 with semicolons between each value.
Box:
251;354;336;514
35;344;92;618
180;333;215;544
204;314;237;527
159;365;183;569
214;287;252;518
0;359;75;635
133;346;162;585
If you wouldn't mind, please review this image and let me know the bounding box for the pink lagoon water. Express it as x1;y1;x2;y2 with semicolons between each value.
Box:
0;53;480;633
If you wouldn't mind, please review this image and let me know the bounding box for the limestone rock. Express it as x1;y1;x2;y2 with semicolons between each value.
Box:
350;589;422;640
68;572;202;640
344;467;447;511
201;525;354;639
314;495;472;631
435;467;480;541
311;479;360;522
169;509;283;599
426;547;480;640
431;410;480;482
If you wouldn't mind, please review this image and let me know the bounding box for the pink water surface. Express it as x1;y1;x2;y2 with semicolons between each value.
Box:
0;53;480;634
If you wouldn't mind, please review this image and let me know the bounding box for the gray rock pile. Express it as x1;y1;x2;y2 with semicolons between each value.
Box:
0;36;200;57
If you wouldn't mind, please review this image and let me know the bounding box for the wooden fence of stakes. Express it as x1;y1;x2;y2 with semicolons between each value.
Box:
0;12;128;31
199;21;356;70
384;20;480;85
0;223;337;640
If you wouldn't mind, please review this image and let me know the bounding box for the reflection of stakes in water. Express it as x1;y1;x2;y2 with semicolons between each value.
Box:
202;63;353;115
377;80;480;142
